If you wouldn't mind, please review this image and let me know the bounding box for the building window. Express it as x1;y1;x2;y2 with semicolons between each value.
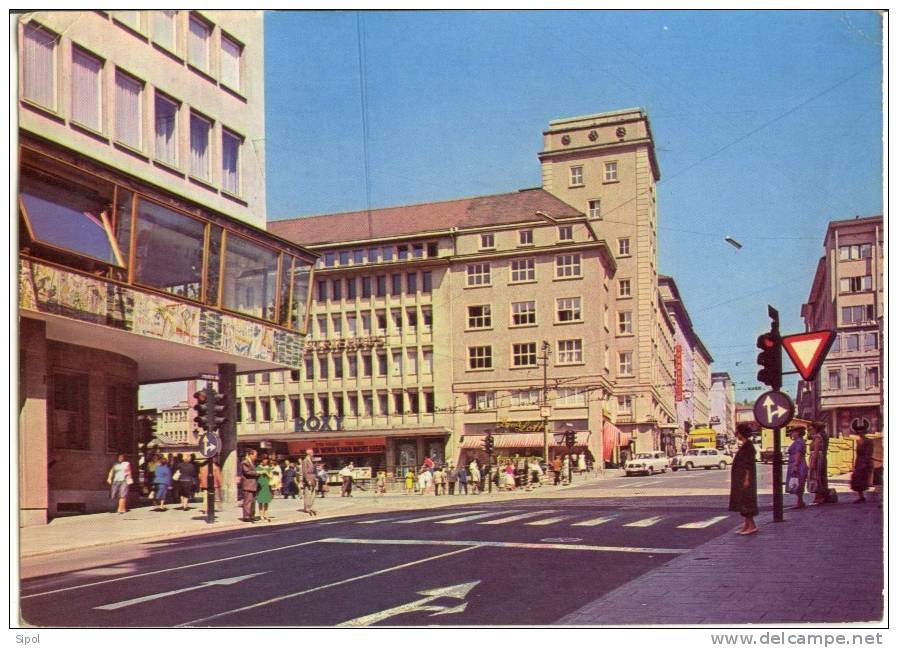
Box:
424;391;435;413
222;129;242;195
468;346;493;370
512;342;538;367
324;251;336;267
154;92;179;166
839;244;873;260
331;279;343;301
557;339;583;364
618;311;633;335
390;273;402;295
846;368;860;390
468;305;491;329
466;263;491;287
864;332;878;351
71;47;103;132
519;229;533;246
331;314;343;338
618;395;632;414
304;356;314;380
604;161;618;181
407;272;418;293
569;165;583;186
153;10;178;51
220;32;243;91
346;277;357;300
376;310;387;333
222;234;279;322
52;372;89;450
556;297;582;323
588;199;601;219
367;247;380;263
557;387;587;406
866;366;879;389
407;308;418;331
423;349;433;374
361;276;372;298
391;308;403;333
377;351;388;375
839;275;873;293
187;14;211;71
274;397;286;421
422;271;433;293
114;69;143;150
618;238;631;256
845;333;859;352
245;398;257;422
555;254;581;278
259;398;270;422
189;112;212;181
618;279;632;297
619;351;634;376
841;305;875;325
22;22;58;109
469;392;496;411
133;199;204;299
317;356;329;380
511;389;540;407
362;353;373;378
383;246;395;261
316;280;327;302
422;307;432;329
510;258;535;283
558;225;573;241
427;242;439;257
480;233;495;249
333;353;344;379
511;300;536;326
376;275;387;297
412;243;424;258
406;349;418;375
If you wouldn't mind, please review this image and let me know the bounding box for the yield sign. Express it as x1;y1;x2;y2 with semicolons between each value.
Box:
782;330;836;381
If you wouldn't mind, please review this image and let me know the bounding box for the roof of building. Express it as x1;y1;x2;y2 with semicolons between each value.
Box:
823;214;883;245
267;188;584;247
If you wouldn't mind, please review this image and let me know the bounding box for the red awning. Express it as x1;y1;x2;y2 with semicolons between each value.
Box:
461;432;589;449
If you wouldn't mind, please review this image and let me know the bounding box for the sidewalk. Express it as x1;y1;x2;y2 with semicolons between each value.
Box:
18;472;606;559
559;491;885;625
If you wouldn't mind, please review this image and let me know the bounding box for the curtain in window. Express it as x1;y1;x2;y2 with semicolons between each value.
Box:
71;48;101;130
115;71;142;148
154;94;177;165
153;10;176;50
23;23;56;107
222;130;240;194
220;36;241;89
188;17;209;69
189;113;211;179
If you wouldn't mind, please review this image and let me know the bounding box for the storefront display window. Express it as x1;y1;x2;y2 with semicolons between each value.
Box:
134;198;205;300
222;233;279;321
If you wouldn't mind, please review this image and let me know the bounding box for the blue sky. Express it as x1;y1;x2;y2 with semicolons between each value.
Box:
142;10;883;409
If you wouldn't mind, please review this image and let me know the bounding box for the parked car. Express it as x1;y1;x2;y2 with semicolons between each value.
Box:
670;448;733;471
760;448;788;464
624;451;670;476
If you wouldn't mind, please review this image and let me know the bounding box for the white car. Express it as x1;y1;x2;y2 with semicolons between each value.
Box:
624;451;670;476
670;448;733;471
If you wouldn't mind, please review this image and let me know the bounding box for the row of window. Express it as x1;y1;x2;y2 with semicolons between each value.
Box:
837;243;875;261
830;331;878;354
825;366;880;391
294;349;436;381
467;387;590;412
839;275;873;294
569;162;618;187
22;19;247;197
312;307;433;339
466;254;585;287
240;390;437;421
318;242;438;269
478;224;576;250
50;371;134;452
468;340;587;369
316;271;433;301
466;299;633;333
840;304;877;325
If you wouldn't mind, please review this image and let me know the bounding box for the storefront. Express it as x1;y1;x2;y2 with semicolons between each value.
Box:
459;419;596;467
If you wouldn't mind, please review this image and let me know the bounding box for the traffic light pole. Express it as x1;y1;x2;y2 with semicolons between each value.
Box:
206;457;216;524
772;426;784;523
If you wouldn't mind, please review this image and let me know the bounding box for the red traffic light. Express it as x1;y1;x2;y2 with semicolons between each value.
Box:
757;334;776;349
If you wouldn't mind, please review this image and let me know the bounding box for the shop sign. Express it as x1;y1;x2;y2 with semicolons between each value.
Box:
497;417;545;434
674;345;683;402
293;415;345;433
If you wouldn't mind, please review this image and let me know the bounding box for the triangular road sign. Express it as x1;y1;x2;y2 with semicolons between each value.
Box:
782;330;836;381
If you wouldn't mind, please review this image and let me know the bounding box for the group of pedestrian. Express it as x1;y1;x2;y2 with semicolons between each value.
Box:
146;452;206;512
239;448;320;523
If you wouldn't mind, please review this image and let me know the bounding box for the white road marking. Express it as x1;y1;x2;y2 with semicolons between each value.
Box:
623;516;663;527
356;517;404;524
337;581;479;627
320;537;688;555
22;539;323;599
616;479;664;488
176;545;480;627
677;515;729;529
524;516;570;526
436;511;513;524
477;511;546;525
394;510;486;524
571;515;617;527
95;572;267;611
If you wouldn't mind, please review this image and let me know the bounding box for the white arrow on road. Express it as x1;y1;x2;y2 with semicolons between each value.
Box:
337;581;480;627
763;395;788;424
94;572;267;611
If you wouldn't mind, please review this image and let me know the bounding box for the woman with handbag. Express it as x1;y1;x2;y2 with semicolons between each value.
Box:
729;424;759;535
786;426;808;509
107;453;133;514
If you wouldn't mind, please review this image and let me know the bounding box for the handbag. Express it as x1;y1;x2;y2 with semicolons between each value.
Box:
173;470;181;481
787;476;800;494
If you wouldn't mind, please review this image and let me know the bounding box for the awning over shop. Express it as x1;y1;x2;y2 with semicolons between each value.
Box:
288;437;387;456
461;431;590;449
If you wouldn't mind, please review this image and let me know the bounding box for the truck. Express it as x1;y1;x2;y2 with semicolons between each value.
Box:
686;427;717;450
759;418;812;463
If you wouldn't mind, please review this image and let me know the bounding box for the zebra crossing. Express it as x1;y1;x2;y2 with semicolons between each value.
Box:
353;509;731;532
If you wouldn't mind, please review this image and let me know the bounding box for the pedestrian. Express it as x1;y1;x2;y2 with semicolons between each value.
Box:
190;454;200;498
786;426;808;509
433;465;444;495
375;470;386;495
530;458;543;488
198;458;222;514
317;463;329;497
504;461;516;491
256;454;274;522
175;455;197;510
850;420;874;503
240;448;259;522
729;423;759;535
562;455;570;484
447;464;458;495
107;453;133;514
552;455;562;485
301;448;318;516
152;457;172;510
457;465;468;495
269;460;282;497
339;462;354;497
424;455;435;473
577;452;587;475
469;459;480;495
283;462;298;499
405;468;415;495
808;423;829;505
170;453;183;504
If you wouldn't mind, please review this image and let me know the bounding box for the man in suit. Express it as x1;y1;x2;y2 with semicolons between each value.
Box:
240;448;259;522
301;448;318;516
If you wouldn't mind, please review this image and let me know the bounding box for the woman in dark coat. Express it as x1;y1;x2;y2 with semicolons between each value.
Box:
729;424;759;535
850;422;874;503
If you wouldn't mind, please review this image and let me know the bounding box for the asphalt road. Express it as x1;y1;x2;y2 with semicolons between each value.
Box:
20;468;778;627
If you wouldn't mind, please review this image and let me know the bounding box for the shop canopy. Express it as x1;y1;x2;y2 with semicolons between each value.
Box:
461;431;590;449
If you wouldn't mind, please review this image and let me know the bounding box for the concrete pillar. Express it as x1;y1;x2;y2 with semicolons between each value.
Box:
19;318;49;526
218;363;238;504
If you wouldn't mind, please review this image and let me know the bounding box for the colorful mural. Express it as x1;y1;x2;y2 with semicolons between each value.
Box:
19;259;303;367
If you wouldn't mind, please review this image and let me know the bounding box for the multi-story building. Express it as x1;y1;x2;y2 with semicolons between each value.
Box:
709;372;736;443
16;11;315;523
538;109;677;452
799;216;883;436
659;276;714;453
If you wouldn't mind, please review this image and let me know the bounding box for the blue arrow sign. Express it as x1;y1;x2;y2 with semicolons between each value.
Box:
198;432;221;458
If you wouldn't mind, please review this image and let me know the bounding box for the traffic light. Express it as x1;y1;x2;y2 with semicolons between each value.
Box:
482;433;494;454
756;332;782;390
210;390;228;431
193;388;210;431
564;429;576;448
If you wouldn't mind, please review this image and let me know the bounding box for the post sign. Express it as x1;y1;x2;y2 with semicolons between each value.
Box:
198;432;221;458
782;330;836;381
674;345;684;402
753;391;795;429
